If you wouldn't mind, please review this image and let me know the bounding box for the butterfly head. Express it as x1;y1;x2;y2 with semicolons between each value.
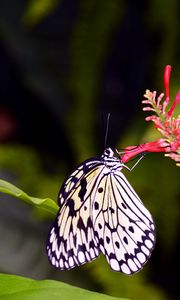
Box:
101;148;123;171
103;148;114;157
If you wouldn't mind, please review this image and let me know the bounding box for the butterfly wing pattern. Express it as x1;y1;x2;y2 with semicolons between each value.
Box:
46;148;155;274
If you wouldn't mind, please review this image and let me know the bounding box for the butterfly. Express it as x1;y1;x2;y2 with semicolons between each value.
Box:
46;147;155;274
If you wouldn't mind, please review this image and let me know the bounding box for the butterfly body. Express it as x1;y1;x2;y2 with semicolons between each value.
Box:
47;148;155;274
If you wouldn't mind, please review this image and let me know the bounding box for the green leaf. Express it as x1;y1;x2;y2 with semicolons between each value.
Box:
0;273;129;300
0;179;58;215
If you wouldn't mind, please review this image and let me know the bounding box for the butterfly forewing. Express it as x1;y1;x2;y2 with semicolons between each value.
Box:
58;159;100;207
47;158;103;270
46;148;156;274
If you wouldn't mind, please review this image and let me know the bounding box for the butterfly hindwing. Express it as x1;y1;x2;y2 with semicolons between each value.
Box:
93;171;155;274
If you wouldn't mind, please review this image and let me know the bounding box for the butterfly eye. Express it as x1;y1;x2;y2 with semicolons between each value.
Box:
104;148;113;157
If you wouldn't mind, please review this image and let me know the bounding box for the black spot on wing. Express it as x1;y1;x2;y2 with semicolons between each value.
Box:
73;234;77;247
78;178;87;201
123;236;128;245
98;223;102;229
78;243;87;253
77;217;86;231
106;236;110;244
98;187;103;193
129;226;134;233
94;202;99;210
67;199;76;217
99;238;104;246
109;207;115;214
122;202;127;209
115;241;120;249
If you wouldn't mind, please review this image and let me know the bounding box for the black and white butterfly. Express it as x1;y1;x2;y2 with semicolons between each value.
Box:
46;148;155;274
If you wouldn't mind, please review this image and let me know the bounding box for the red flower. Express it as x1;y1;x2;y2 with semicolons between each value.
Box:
121;65;180;166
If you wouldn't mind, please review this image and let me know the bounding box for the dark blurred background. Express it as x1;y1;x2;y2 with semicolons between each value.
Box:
0;1;180;299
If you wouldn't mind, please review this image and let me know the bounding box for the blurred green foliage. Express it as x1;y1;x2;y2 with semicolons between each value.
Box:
68;0;124;161
147;0;179;73
22;0;60;27
0;146;61;204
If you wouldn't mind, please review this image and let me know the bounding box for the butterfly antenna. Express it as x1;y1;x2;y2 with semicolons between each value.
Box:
128;153;146;171
104;113;110;149
121;153;146;171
